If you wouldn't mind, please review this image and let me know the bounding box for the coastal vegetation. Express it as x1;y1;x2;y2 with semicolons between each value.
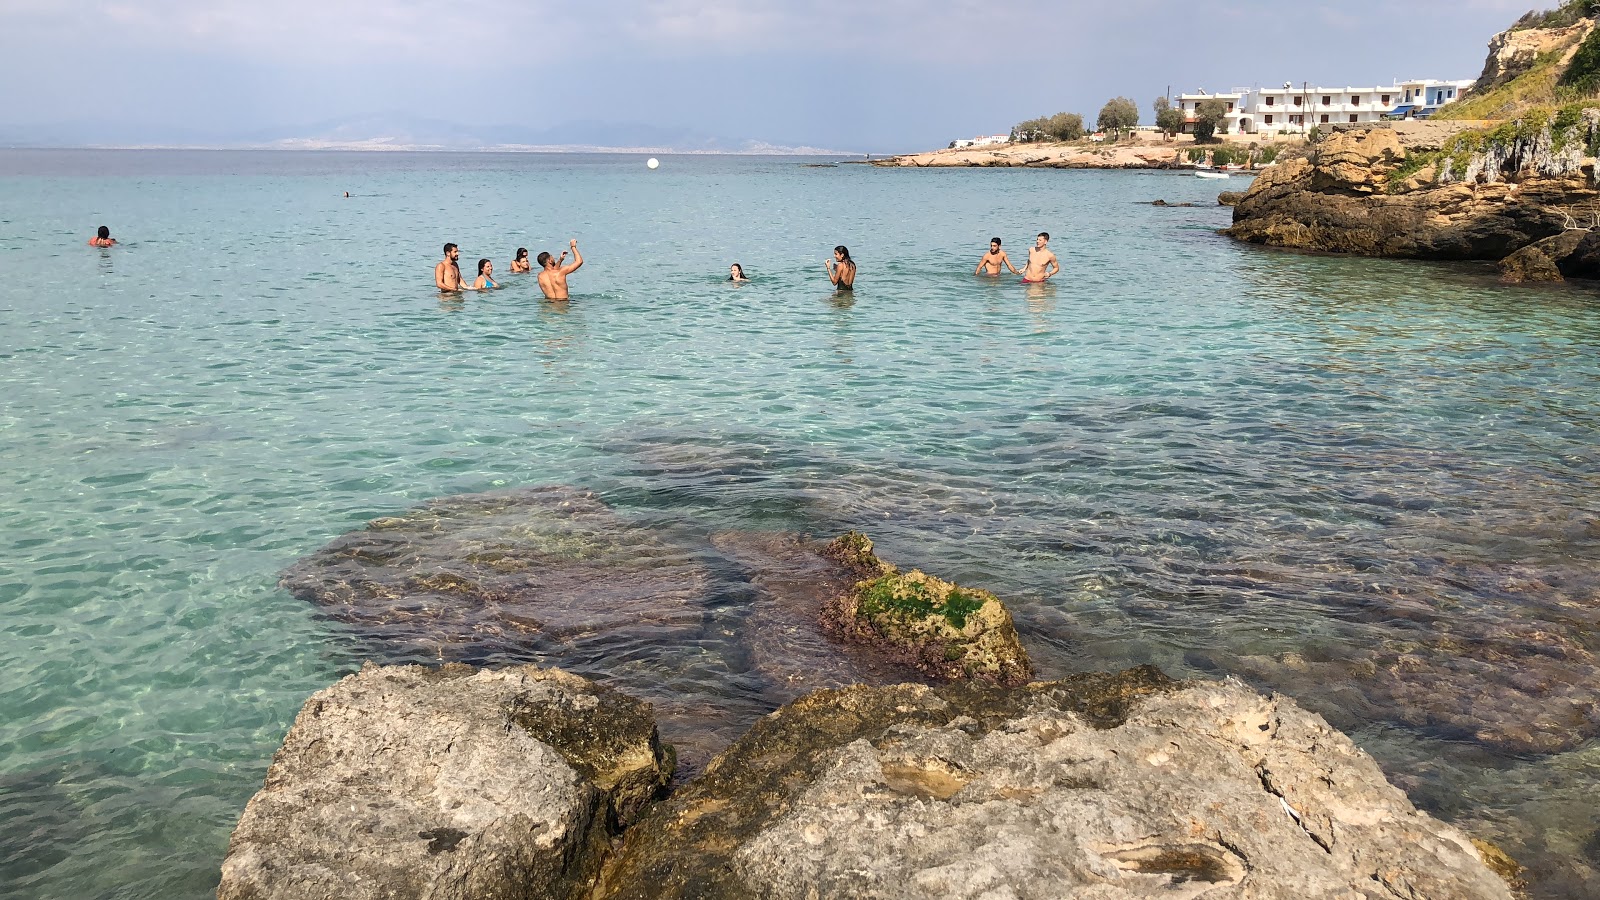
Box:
1438;4;1599;120
1192;98;1229;142
1153;96;1185;138
1387;102;1600;192
1512;0;1597;31
1010;111;1085;142
1095;96;1139;138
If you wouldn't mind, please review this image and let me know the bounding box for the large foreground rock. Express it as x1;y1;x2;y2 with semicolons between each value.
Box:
596;668;1514;900
280;486;708;660
218;663;671;900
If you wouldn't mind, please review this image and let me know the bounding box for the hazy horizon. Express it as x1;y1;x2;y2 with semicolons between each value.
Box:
0;1;1544;153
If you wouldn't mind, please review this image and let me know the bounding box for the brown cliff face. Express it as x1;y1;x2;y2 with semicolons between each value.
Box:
1225;120;1600;282
1476;19;1594;93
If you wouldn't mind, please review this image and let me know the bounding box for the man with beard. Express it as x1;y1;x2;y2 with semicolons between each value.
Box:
434;243;466;291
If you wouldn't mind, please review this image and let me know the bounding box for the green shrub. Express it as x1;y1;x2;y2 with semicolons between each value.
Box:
1561;24;1600;94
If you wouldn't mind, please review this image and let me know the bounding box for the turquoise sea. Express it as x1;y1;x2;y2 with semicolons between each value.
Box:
2;149;1598;898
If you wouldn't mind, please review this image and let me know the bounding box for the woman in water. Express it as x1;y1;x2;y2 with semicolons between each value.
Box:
473;258;499;290
826;245;856;290
728;263;750;283
511;248;531;273
88;226;116;248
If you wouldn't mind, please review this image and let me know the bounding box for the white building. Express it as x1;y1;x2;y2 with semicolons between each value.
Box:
951;134;1012;149
1176;80;1476;137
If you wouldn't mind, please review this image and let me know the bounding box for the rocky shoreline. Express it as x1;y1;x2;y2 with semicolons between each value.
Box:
219;490;1526;899
872;140;1192;170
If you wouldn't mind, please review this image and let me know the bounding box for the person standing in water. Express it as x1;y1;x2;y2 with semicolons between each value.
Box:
473;258;498;290
826;245;856;290
511;248;531;273
435;243;466;291
88;226;116;248
1020;232;1059;284
975;237;1020;276
537;240;583;299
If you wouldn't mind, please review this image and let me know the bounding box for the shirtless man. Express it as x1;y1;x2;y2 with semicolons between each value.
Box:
537;240;584;299
1020;232;1059;283
88;225;117;248
435;243;466;291
974;237;1020;276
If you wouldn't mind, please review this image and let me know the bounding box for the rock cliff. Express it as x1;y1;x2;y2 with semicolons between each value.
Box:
1226;112;1600;282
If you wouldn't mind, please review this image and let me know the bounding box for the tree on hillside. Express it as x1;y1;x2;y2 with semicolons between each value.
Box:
1046;112;1085;141
1193;98;1229;143
1097;97;1140;138
1154;96;1185;140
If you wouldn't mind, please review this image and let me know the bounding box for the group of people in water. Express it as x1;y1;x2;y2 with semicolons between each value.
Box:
434;240;584;299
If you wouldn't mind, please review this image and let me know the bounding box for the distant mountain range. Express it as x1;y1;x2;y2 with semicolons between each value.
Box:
0;112;854;155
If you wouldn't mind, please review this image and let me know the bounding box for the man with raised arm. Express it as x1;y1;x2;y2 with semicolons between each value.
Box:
1020;232;1059;283
537;239;584;300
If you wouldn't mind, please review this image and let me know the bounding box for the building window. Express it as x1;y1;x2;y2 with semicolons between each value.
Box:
1322;96;1331;105
1448;89;1456;98
1265;96;1275;106
1382;94;1391;105
1349;114;1358;123
1226;103;1234;112
1265;114;1274;125
1352;96;1361;104
1294;96;1303;106
1320;114;1330;124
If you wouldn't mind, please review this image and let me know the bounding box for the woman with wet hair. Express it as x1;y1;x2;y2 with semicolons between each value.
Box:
825;245;855;291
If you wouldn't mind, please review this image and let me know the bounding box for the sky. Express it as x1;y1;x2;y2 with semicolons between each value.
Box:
0;0;1549;152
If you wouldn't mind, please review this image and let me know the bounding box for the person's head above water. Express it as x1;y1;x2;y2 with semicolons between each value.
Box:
444;243;459;261
834;245;852;262
536;251;557;269
1036;232;1050;245
97;226;111;240
478;258;492;276
515;248;528;262
990;237;1002;251
729;263;746;280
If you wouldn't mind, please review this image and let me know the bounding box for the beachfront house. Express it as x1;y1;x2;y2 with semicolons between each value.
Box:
950;134;1012;149
1387;79;1476;119
1175;79;1476;136
1175;90;1247;135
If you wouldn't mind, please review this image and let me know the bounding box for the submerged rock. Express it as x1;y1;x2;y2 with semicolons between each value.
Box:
710;531;932;702
596;669;1514;900
820;532;1033;686
280;486;708;661
218;663;671;900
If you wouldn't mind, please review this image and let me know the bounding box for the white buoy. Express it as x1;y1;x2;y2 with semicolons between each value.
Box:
647;157;660;169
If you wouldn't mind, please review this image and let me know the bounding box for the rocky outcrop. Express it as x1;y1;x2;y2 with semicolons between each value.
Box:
218;663;671;900
874;143;1184;169
279;486;708;660
1227;116;1600;280
819;531;1033;686
1478;19;1594;93
596;669;1516;900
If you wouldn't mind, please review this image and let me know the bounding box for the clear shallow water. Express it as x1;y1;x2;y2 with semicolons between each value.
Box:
2;150;1599;898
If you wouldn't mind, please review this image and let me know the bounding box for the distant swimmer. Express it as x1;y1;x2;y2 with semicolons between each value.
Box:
729;263;750;282
435;243;466;291
1020;232;1059;284
473;258;499;290
975;237;1021;276
511;248;531;274
88;226;116;248
826;245;856;290
343;191;350;198
537;239;584;300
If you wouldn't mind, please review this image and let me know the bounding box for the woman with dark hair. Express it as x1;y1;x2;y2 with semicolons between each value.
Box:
728;263;750;283
473;258;499;291
511;248;531;273
826;245;855;290
88;226;116;248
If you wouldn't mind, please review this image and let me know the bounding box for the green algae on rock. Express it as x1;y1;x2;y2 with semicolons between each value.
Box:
819;532;1032;686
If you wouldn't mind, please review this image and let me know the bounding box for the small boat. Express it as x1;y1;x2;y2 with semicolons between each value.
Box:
1194;170;1230;180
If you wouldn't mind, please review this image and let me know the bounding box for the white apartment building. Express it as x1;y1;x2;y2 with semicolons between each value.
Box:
951;134;1012;149
1175;80;1475;137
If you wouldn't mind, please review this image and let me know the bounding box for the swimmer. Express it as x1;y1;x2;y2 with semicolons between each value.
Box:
729;263;750;283
343;191;350;198
537;239;583;300
1020;232;1059;283
88;226;116;248
511;248;531;273
974;237;1021;276
826;245;856;291
434;243;465;291
473;258;498;290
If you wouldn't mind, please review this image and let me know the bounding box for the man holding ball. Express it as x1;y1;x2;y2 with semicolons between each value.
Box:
537;239;584;300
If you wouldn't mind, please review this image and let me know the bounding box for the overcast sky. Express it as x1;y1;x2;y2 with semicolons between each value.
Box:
0;0;1541;151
